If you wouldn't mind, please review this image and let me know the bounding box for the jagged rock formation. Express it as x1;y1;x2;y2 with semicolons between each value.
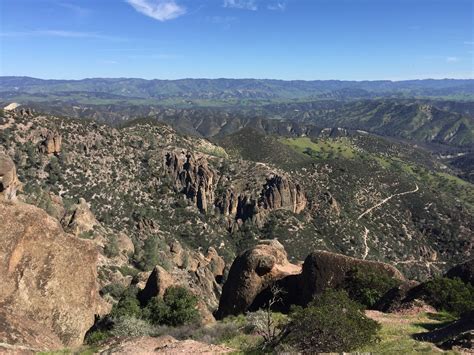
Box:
165;151;307;227
215;240;301;319
138;243;226;323
165;151;216;213
0;153;22;201
0;199;103;350
216;242;405;318
40;131;62;155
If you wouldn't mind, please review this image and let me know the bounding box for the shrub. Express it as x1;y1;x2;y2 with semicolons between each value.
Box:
110;292;142;319
283;289;381;353
110;316;157;337
143;286;200;326
101;283;126;299
420;277;474;316
104;235;120;258
343;266;401;308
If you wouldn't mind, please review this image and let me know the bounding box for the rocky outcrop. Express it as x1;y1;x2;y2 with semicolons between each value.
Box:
165;151;216;213
62;197;99;236
40;131;62;155
0;153;22;201
0;200;102;350
165;151;307;227
138;242;226;323
261;175;306;214
445;259;473;286
215;240;301;319
216;243;405;318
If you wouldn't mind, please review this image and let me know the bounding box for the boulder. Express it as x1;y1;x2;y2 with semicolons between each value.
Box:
374;280;420;312
445;259;473;286
215;240;301;319
298;250;405;305
0;199;102;350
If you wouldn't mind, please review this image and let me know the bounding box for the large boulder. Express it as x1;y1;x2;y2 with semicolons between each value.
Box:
215;240;301;319
0;199;102;350
445;259;473;286
297;250;405;305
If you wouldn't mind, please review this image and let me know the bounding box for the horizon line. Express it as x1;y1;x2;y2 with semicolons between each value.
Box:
1;75;473;83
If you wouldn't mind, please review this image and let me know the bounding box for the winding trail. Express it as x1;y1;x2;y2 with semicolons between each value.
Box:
358;183;419;259
357;184;419;221
361;227;370;260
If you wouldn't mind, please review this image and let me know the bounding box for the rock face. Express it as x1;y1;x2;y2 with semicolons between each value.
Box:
216;243;405;318
261;175;306;214
445;259;473;286
165;151;216;213
215;240;301;319
0;153;22;201
165;150;306;227
0;200;102;350
41;131;62;155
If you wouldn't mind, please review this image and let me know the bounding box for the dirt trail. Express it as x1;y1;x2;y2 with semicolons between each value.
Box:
358;184;419;221
361;227;370;260
358;184;419;259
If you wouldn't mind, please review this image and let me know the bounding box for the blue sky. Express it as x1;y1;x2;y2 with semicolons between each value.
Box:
0;0;472;80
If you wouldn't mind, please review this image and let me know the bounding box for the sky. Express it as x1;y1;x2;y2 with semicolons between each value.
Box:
0;0;473;80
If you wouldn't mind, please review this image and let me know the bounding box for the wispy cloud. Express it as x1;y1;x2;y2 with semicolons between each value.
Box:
99;60;119;65
464;41;474;45
267;1;286;11
125;0;186;21
57;2;91;17
0;30;122;41
223;0;257;11
446;56;460;63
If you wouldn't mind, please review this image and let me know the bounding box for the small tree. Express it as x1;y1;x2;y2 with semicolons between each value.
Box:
246;285;285;349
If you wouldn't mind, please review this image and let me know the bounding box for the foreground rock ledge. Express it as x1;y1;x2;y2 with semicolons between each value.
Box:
0;199;102;350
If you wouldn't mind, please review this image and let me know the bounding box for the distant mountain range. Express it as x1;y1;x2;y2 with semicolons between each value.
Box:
1;76;473;102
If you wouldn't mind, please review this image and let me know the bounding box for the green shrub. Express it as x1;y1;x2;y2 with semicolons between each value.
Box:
101;283;126;299
143;286;200;326
110;293;142;319
420;277;474;316
283;289;381;353
343;267;401;308
104;235;120;258
85;329;110;345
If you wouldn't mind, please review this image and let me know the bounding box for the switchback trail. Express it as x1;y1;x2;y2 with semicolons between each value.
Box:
358;184;419;221
358;183;419;259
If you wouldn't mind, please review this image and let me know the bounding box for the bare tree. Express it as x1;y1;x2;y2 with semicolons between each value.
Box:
246;284;285;349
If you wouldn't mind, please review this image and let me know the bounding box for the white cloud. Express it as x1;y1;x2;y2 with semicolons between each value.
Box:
223;0;257;11
446;56;460;63
125;0;186;21
268;2;286;11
